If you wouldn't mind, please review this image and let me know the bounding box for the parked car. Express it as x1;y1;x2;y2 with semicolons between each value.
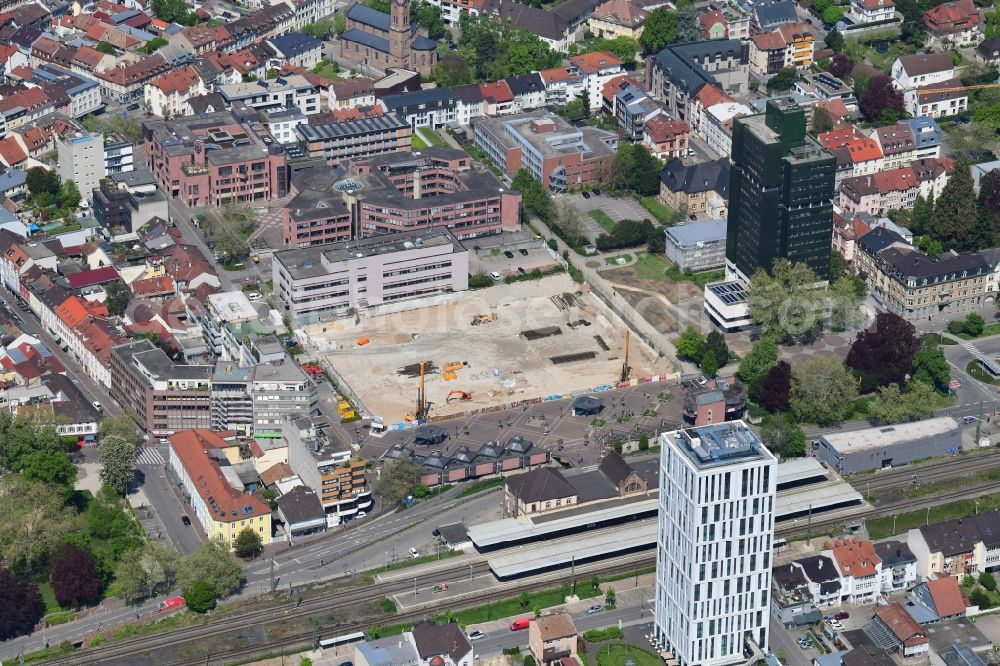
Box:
586;604;603;614
517;267;526;275
963;416;977;424
432;528;441;537
510;618;531;631
468;631;485;641
582;191;591;199
518;248;529;256
490;271;502;281
127;103;141;110
409;547;419;558
834;611;849;620
503;250;514;258
592;188;601;196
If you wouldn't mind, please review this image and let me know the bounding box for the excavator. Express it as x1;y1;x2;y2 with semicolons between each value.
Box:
447;390;472;402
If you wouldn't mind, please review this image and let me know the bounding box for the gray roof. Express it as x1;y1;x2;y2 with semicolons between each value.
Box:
411;621;472;663
479;0;569;40
660;158;730;196
506;467;576;503
346;2;390;30
277;485;325;525
355;636;420;666
754;1;797;27
873;540;915;567
665;218;727;247
268;32;322;58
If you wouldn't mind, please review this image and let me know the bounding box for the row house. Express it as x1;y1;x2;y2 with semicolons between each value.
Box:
702;101;752;158
909;509;1000;579
538;65;585;107
646;39;749;122
818;126;884;187
267;32;324;70
218;74;321;116
0;87;55;131
95;54;171;102
382;87;456;129
453;83;486;125
144;65;206;118
898;116;942;159
890;51;953;92
506;72;546;111
875;541;918;593
832;211;871;264
601;75;658;141
686;83;734;141
748;22;815;78
642;114;689;160
175;24;232;55
839;166;920;216
223;2;296;53
50;294;124;387
870;123;917;170
923;0;980;48
699;7;749;40
329;77;376;110
289;0;338;31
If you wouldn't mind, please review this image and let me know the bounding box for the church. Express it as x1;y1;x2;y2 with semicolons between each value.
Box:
339;0;440;77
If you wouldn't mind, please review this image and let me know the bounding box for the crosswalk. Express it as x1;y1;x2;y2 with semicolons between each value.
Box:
959;341;1000;375
136;447;165;466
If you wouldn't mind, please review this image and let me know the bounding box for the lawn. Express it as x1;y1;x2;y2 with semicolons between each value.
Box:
447;583;601;627
589;210;616;233
456;477;505;498
594;644;662;666
416;127;448;148
867;491;1000;540
632;252;724;286
311;60;344;82
411;132;429;150
967;360;1000;386
638;196;684;225
956;323;1000;340
922;332;958;346
605;254;633;265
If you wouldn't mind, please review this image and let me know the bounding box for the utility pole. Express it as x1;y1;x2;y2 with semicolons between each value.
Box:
270;558;275;591
977;400;985;443
806;504;812;545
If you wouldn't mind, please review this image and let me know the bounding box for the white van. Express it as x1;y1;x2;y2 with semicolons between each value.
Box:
490;271;502;281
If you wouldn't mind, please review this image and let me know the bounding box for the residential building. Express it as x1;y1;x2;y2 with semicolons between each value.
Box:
868;603;929;658
681;375;747;425
874;540;917;592
659;158;730;218
890;52;954;92
538;66;586;107
92;170;168;234
452;84;485;126
723;99;836;283
56;131;105;203
703;101;753;157
218;75;321;116
168;429;272;549
856;226;988;320
848;0;895;24
908;509;1000;579
923;0;980;48
283;417;372;518
654;421;777;665
817;417;961;474
529;613;579;665
897;117;942;159
382;88;456;129
95;54;172;103
263;108;307;145
251;361;317;438
504;466;578;516
839;166;919;215
646;40;749;121
109;339;212;436
410;621;474;666
700;10;729;39
296;112;412;164
267;32;323;70
104;137;135;175
145;66;206;119
826;538;881;604
870;123;917;169
818;126;885;186
977;36;1000;65
211;364;254;435
748;22;815;78
472;111;618;192
909;576;967;620
588;0;647;40
143;111;289;207
832;211;871;264
664;218;727;272
339;1;439;77
687;84;735;140
506;72;547;111
905;78;968;119
330;77;377;110
480;80;516;117
478;0;577;51
751;0;797;34
273;227;470;324
793;71;858;109
567;51;625;111
642;114;689;160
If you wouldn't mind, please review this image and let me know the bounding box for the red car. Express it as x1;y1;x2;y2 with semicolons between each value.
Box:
509;618;530;631
834;612;849;620
159;596;186;612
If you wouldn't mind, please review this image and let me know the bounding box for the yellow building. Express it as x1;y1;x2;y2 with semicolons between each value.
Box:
168;430;273;549
587;0;648;41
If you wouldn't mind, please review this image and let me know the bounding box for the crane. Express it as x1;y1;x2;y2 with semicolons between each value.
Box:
915;82;1000;94
620;330;631;384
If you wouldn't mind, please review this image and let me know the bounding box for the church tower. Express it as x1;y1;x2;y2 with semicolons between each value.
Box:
389;0;410;65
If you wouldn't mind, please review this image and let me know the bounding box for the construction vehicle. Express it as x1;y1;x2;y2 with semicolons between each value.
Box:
404;361;429;421
471;312;497;326
620;330;631;384
447;390;472;402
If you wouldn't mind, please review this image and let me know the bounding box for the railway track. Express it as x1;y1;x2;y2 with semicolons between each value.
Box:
854;450;1000;493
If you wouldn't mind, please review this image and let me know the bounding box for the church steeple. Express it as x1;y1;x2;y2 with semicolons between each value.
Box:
389;0;410;63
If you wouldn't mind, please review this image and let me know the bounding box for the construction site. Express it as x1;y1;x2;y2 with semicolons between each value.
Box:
301;274;661;424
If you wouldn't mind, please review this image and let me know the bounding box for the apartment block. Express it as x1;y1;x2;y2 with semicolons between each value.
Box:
296;112;412;165
56;131;105;202
251;361;317;438
218;75;321;116
284;417;372;519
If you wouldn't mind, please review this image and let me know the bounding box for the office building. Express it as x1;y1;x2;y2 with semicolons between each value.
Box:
295;112;413;164
724;99;836;283
251;361;317;438
91;170;168;234
284;418;372;519
211;364;254;435
108;339;212;437
56;131;105;202
273;227;469;324
664;219;727;272
654;421;777;666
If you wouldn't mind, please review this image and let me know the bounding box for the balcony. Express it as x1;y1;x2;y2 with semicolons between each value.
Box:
182;163;210;176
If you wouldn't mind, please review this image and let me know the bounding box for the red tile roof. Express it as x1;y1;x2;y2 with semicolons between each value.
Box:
568;51;622;75
644;115;689;143
857;0;893;9
875;603;927;646
0;136;27;167
66;266;120;289
479;80;514;103
693;83;734;109
130;275;175;297
592;0;648;28
831;537;880;578
923;0;979;34
815;99;850;119
926;576;966;617
538;66;575;83
149;65;201;95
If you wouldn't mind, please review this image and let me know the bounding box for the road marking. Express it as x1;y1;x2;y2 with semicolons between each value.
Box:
136;447;165;466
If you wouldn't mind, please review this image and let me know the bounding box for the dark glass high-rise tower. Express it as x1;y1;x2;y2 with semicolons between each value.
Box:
725;99;836;282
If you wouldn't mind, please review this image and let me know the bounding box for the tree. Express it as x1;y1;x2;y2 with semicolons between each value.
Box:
790;356;858;425
99;435;138;496
748;259;825;343
822;5;846;24
234;528;263;560
511;169;555;225
104;280;130;317
760;361;792;413
704;331;729;368
860;74;904;123
142;37;168;53
639;8;678;54
177;540;242;599
812;104;835;133
675;326;705;363
676;4;701;41
605;587;616;606
21;449;76;499
767;67;798;92
115;542;180;602
518;591;531;608
302;18;335;38
25;166;60;198
912;340;950;391
759;414;806;459
638;435;649;451
828;53;854;80
0;568;44;640
96;41;117;55
868;382;935;425
184;580;217;613
0;477;78;576
845;313;921;391
825;27;844;52
980;169;1000;237
611;143;661;196
98;414;139;447
50;544;102;608
971;588;992;610
910;193;934;235
432;54;471;86
738;337;779;390
981;572;997;592
699;349;719;378
590;574;600;590
928;161;981;251
964;312;986;337
151;0;197;24
377;457;423;506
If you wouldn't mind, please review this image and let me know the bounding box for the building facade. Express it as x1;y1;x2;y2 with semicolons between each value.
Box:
56;131;105;202
295;112;412;164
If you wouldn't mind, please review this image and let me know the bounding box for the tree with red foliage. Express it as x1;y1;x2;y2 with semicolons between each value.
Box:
860;74;904;123
0;568;44;640
846;312;921;392
828;53;854;80
50;544;102;608
759;361;792;413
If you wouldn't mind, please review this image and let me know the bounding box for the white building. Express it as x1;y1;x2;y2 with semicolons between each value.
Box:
890;52;954;92
655;421;777;666
144;65;206;119
703;102;753;158
567;51;625;111
56;131;105;202
218;75;321;116
263;107;307;144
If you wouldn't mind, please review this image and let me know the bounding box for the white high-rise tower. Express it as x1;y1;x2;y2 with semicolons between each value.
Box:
654;421;777;666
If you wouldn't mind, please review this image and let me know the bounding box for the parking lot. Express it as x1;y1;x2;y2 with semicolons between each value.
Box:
561;192;652;242
469;244;559;279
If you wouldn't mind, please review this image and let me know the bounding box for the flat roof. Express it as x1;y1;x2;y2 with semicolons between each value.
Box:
665;219;727;247
207;290;259;322
820;417;959;454
666;421;773;470
776;480;862;520
487;520;657;578
776;457;828;488
468;498;659;549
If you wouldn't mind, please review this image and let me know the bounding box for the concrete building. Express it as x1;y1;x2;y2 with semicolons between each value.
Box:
267;32;324;70
168;429;272;549
143;111;289;207
251;360;317;438
664;219;727;272
748;22;815;78
218;75;321;116
201;291;260;357
659;159;730;219
91;170;167;235
211;364;254;435
56;131;105;202
109;338;212;437
382;88;456;129
104;137;135;175
283;417;372;520
655;421;777;665
815;417;961;475
296;112;412;164
472;111;618;192
273;227;469;324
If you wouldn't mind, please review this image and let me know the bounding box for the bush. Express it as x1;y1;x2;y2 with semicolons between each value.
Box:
524;657;537;666
595;219;658;252
184;580;216;613
583;627;624;642
980;571;997;592
469;272;494;289
638;435;649;451
964;313;985;337
971;588;992;609
947;320;965;335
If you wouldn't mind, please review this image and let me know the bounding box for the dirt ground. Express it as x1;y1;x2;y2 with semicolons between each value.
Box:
303;274;659;424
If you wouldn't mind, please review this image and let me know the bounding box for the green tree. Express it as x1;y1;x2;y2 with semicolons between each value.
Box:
511;169;555;223
980;571;998;591
638;435;649;451
868;382;935;425
822;5;846;24
142;37;168;53
910;193;934;235
98;413;139;446
25;167;60;198
639;8;678;53
98;435;138;496
704;331;729;367
790;356;858;425
699;349;719;378
676;4;701;41
184;580;217;613
611;143;661;196
826;27;844;52
928;160;980;250
114;541;179;602
151;0;197;24
0;477;78;576
759;413;806;458
605;587;616;606
964;312;985;337
590;574;600;590
971;588;992;609
432;54;472;86
234;527;263;560
96;41;117;55
518;591;531;608
20;449;76;499
178;540;242;599
748;259;825;343
812;104;835;133
767;67;798;92
675;326;705;362
104;280;130;317
911;340;950;391
302;18;335;38
738;337;779;392
377;457;423;507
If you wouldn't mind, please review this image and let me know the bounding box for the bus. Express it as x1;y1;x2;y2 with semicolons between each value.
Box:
318;631;365;650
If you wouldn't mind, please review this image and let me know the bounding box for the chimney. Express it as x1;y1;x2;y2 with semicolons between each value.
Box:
413;169;421;200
